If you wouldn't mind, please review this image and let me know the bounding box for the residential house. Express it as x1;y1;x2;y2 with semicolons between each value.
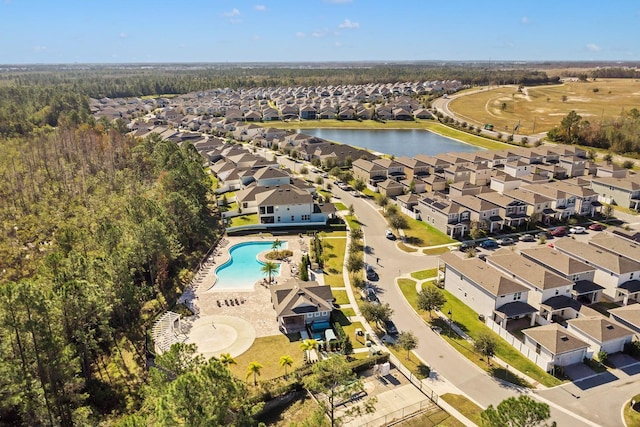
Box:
520;246;602;304
418;194;467;237
248;184;334;226
377;178;404;198
395;156;430;182
373;158;406;182
608;305;640;335
466;163;492;186
451;194;503;233
271;278;335;334
520;184;574;220
504;160;535;178
553;238;640;305
503;188;556;224
522;324;590;371
422;174;447;193
352;158;387;187
595;162;628;178
542;180;602;217
486;250;577;325
476;191;529;229
490;172;522;194
443;165;472;184
440;252;536;329
253;167;291;187
559;156;587;178
590;175;640;211
566;316;635;356
396;193;421;218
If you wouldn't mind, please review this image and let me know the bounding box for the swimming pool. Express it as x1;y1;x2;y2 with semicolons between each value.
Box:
214;241;287;290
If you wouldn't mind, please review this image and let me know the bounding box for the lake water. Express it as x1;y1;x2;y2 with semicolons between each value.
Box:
298;128;483;158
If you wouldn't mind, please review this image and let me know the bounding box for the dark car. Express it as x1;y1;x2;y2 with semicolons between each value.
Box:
366;267;378;281
551;227;567;237
459;241;477;251
377;319;398;336
480;240;499;249
363;288;379;304
537;231;551;240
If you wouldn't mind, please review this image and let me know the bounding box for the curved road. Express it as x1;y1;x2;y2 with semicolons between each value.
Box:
264;147;617;426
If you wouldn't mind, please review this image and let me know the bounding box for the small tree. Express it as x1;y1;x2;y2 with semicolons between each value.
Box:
261;261;278;284
353;178;366;192
622;160;635;169
603;203;613;220
303;356;376;427
279;355;294;378
271;238;283;257
300;339;319;363
348;204;355;216
375;193;389;213
246;361;263;386
474;332;497;366
603;153;613;163
388;214;408;234
350;228;363;241
417;286;447;319
481;395;553;427
346;253;363;273
360;301;393;324
218;353;237;367
396;331;418;360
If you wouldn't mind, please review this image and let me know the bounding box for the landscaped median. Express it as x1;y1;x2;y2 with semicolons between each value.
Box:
398;274;563;388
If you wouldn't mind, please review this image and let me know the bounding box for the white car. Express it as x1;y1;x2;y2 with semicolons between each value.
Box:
385;229;396;240
569;226;586;234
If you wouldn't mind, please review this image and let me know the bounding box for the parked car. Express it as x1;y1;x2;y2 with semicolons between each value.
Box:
569;226;586;234
537;231;551;240
478;253;488;261
518;234;535;242
459;241;477;251
551;227;567;237
385;229;396;240
350;190;360;197
377;319;398;336
497;237;515;246
366;266;378;281
363;287;379;304
589;223;606;231
480;240;499;249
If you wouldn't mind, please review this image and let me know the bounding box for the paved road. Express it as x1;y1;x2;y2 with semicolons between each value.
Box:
258;146;624;426
336;188;596;427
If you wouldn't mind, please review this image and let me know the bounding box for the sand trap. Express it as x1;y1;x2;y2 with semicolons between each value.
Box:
185;315;256;359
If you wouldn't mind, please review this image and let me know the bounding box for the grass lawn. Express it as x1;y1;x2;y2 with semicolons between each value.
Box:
449;79;640;135
340;307;356;317
624;393;640;427
332;289;350;306
437;286;562;387
344;214;362;231
398;278;419;307
334;202;348;211
396;407;465;427
228;335;305;381
411;268;438;281
440;393;484;426
398;213;456;247
318;230;347;238
343;321;366;349
228;214;259;227
398;242;419;253
423;246;452;256
387;345;431;380
361;187;377;198
322;237;346;288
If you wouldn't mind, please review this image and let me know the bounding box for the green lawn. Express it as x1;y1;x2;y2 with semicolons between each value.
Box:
398;278;419;308
340;307;356;317
228;214;259;227
334;202;348;211
624;393;640;427
228;335;305;381
440;394;484;426
322;237;346;288
344;214;363;231
318;230;347;238
397;242;419;253
343;321;366;349
361;188;377;198
423;246;452;256
411;268;439;281
332;289;350;306
386;345;431;380
398;213;457;247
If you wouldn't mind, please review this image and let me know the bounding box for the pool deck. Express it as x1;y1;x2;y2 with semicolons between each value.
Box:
187;235;311;341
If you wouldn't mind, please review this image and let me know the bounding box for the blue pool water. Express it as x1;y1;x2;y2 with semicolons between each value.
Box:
214;241;287;290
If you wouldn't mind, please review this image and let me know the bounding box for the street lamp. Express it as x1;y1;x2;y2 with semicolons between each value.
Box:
448;309;453;331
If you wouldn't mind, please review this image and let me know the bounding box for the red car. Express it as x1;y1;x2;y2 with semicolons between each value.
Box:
551;227;566;237
589;223;606;231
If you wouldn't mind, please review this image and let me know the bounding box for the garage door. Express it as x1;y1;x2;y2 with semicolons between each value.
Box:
602;338;627;355
556;348;586;366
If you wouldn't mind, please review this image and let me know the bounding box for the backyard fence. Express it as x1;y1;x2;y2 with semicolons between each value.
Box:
356;399;436;427
485;317;552;371
388;353;438;405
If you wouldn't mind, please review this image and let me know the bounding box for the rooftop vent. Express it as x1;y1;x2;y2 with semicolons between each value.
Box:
606;325;615;330
560;336;569;341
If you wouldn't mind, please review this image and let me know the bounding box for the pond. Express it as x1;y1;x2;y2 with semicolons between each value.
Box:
298;128;483;158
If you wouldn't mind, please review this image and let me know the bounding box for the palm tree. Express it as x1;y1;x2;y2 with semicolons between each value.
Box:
300;339;319;363
246;361;263;385
271;238;283;258
219;353;237;367
279;355;294;378
261;261;278;284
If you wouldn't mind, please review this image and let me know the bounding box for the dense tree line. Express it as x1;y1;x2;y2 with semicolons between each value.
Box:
0;125;219;425
590;67;640;79
1;65;555;99
547;108;640;155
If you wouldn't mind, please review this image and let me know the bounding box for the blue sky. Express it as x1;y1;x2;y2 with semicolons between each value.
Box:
1;0;639;64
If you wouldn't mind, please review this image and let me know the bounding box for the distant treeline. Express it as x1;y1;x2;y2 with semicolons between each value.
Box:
556;67;640;79
1;65;555;98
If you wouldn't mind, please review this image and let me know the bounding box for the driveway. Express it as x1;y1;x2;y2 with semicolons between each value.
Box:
563;363;597;382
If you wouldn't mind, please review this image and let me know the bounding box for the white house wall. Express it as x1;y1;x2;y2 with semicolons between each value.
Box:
444;266;496;319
